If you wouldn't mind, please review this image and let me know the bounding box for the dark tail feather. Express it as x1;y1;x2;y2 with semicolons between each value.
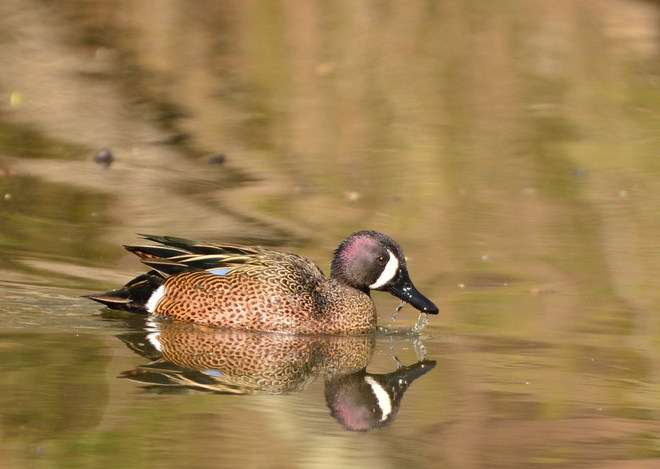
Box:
123;244;190;260
84;273;164;314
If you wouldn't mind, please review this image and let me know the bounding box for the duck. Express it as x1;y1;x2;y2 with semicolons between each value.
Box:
86;231;439;334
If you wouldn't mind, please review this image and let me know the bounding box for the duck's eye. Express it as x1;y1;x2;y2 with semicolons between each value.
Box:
377;256;387;265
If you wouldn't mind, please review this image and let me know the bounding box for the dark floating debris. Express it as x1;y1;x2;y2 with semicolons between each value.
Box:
93;149;114;169
574;168;587;179
528;289;557;295
207;153;226;165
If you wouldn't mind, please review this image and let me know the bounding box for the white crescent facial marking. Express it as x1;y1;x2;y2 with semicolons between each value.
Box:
364;376;392;421
369;250;399;290
146;285;165;313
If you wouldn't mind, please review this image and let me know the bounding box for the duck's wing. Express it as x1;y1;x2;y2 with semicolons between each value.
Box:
128;234;264;258
124;235;325;281
87;236;326;314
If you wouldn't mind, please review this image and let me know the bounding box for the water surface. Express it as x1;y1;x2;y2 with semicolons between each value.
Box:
1;1;660;468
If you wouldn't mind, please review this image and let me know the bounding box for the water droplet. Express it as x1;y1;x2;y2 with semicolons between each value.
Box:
391;300;406;321
412;312;429;332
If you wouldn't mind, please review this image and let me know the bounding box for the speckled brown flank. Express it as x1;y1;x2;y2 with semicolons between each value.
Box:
155;265;377;335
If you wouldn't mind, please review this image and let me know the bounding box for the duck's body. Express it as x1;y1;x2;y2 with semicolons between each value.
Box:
144;250;377;334
87;231;438;334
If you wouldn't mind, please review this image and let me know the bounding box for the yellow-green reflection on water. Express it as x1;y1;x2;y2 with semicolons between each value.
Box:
0;0;660;467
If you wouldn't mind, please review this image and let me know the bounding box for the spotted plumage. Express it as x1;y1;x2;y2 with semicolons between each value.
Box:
120;322;375;394
86;231;438;334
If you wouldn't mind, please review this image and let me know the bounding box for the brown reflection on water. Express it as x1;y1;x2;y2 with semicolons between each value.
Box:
117;322;435;432
0;0;659;467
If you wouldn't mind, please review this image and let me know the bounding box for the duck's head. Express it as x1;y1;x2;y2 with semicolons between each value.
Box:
331;231;439;315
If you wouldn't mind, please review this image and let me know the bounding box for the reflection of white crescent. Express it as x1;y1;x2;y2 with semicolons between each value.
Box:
364;376;392;421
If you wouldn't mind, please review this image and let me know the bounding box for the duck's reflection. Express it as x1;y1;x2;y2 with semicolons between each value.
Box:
118;321;435;431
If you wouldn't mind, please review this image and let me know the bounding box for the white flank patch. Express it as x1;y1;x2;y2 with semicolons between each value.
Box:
369;250;399;289
145;285;165;313
364;376;392;421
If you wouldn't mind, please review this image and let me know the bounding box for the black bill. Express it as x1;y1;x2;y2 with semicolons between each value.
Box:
387;270;439;314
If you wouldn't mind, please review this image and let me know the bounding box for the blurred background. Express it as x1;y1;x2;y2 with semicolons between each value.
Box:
1;0;660;468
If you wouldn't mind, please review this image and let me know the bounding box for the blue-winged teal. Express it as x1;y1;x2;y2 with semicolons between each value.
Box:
87;231;438;334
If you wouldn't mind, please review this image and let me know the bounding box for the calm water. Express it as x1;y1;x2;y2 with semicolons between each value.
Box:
1;0;660;468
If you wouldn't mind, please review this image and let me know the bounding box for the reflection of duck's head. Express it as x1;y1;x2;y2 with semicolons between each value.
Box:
325;361;436;432
119;322;375;394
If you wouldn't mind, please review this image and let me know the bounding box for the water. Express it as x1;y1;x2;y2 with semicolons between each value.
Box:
1;0;660;467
